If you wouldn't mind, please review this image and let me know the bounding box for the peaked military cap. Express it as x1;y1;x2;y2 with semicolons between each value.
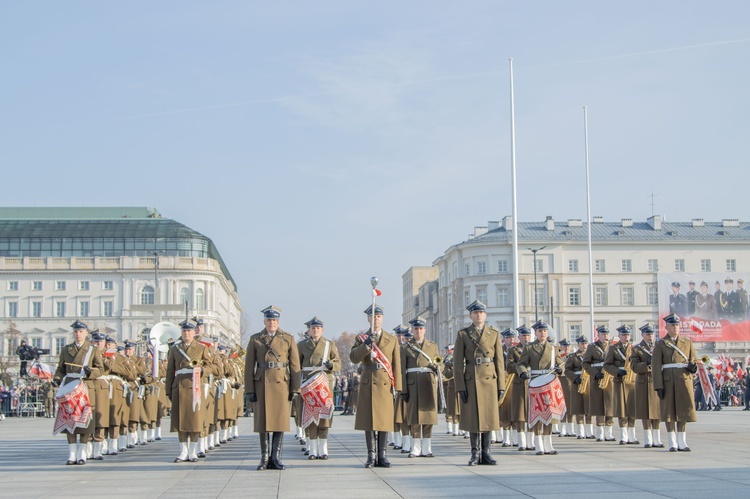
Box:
393;325;407;335
116;345;125;352
671;281;681;288
305;316;324;328
71;320;88;330
192;316;204;326
532;320;549;331
596;325;610;334
261;305;282;319
616;325;632;335
91;331;106;341
180;321;196;331
501;328;517;338
409;316;427;328
663;313;680;325
576;335;589;343
516;324;531;335
725;277;734;283
105;336;117;344
364;304;384;315
466;300;487;312
639;323;655;334
558;338;571;347
124;340;136;348
445;344;455;351
403;330;413;338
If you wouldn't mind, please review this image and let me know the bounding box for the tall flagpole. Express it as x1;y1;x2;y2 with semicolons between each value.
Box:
510;59;520;328
584;107;595;335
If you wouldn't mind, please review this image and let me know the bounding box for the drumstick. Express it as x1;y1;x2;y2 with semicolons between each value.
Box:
65;362;84;368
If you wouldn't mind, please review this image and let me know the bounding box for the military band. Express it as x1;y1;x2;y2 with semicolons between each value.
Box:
630;324;664;448
564;335;594;439
556;339;575;437
603;325;638;445
582;325;616;441
508;325;533;451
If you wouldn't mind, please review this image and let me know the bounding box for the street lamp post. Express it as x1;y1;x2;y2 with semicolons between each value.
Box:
528;246;547;322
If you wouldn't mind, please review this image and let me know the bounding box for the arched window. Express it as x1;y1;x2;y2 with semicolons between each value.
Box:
180;287;191;308
141;285;155;305
195;288;205;310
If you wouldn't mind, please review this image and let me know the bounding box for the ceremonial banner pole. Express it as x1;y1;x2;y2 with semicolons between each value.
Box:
584;106;596;335
370;276;378;334
510;58;520;328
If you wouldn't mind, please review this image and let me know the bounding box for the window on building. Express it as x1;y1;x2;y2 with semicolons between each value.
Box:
55;337;65;355
701;259;711;272
497;260;509;273
463;290;470;307
8;302;18;318
595;286;608;306
568;259;579;272
622;286;635;306
497;287;510;307
647;285;658;306
103;281;114;290
533;287;546;307
621;259;632;272
32;338;42;349
180;287;191;307
32;281;42;291
727;259;737;272
477;261;487;275
569;324;581;338
568;287;581;306
56;281;66;291
141;285;155;305
79;281;90;291
32;301;42;318
648;259;658;272
79;301;90;317
196;288;205;310
465;263;470;276
477;287;487;304
8;281;18;291
103;301;114;317
595;260;605;272
55;301;66;317
534;259;544;272
674;259;685;272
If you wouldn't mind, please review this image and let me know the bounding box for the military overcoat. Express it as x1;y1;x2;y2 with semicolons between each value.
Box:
629;340;661;421
564;351;589;415
298;336;341;429
401;339;440;426
582;340;614;417
53;340;105;435
604;343;636;419
651;335;697;423
166;340;210;433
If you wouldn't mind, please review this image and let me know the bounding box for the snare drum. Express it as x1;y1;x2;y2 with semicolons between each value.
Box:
528;373;566;427
53;380;92;435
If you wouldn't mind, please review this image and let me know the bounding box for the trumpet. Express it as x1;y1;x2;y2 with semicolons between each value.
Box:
433;355;444;365
701;355;711;366
189;358;200;367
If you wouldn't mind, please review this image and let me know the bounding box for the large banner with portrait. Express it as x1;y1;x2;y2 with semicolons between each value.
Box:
659;273;750;342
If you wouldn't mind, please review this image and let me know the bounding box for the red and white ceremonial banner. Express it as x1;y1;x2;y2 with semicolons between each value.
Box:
30;362;54;380
528;374;567;427
53;381;92;436
300;373;334;429
192;367;201;411
697;363;718;406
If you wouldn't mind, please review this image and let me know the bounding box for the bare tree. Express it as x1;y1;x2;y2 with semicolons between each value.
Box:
0;320;21;385
334;331;358;374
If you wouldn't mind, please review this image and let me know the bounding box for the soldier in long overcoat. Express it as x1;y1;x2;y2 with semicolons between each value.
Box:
517;321;563;455
89;332;111;460
391;326;409;452
508;326;532;450
298;316;341;460
629;324;663;448
652;313;697;452
401;316;440;458
103;337;136;456
564;335;592;439
604;325;637;444
166;321;210;462
244;306;301;470
497;329;516;446
125;341;150;447
556;339;575;437
443;344;460;438
454;300;505;466
52;320;105;465
350;304;402;468
582;325;615;441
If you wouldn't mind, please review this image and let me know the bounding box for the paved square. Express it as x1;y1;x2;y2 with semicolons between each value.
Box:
1;408;749;498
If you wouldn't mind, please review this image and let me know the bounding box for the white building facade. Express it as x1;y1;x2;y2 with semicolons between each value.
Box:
408;216;750;355
0;208;242;367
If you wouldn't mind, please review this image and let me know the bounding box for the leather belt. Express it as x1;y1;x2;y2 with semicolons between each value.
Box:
259;362;288;369
365;363;385;370
662;363;688;370
301;367;317;372
474;357;493;365
406;367;433;374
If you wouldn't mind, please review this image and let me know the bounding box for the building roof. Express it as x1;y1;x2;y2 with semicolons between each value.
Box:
465;218;750;245
0;207;236;289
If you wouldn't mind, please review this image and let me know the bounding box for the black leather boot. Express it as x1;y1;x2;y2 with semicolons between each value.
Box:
480;432;497;465
257;433;269;470
364;431;376;468
376;431;391;468
468;433;480;466
268;432;285;470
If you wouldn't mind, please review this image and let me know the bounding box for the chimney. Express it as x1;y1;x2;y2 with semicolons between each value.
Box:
621;218;633;227
474;226;488;237
647;215;663;230
692;218;704;227
545;216;554;231
722;219;739;227
593;216;604;223
502;216;513;230
488;220;500;231
568;219;582;227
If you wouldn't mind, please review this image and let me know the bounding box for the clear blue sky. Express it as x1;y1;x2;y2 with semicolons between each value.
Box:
2;1;748;338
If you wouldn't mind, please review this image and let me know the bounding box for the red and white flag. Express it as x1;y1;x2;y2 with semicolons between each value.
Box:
29;362;54;380
372;289;382;297
690;319;703;335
